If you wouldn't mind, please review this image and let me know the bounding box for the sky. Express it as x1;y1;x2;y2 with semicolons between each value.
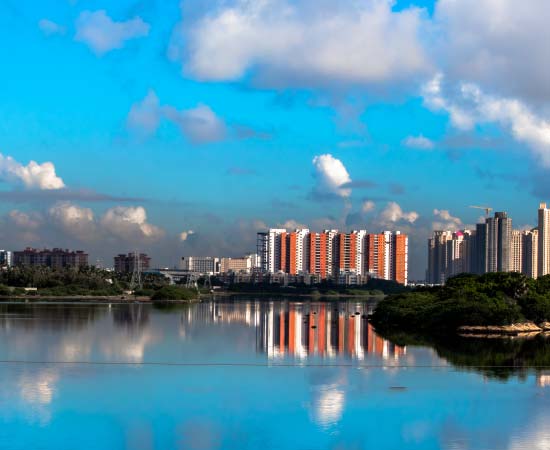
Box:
0;0;549;278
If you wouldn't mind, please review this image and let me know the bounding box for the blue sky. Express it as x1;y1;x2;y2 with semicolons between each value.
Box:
0;0;548;277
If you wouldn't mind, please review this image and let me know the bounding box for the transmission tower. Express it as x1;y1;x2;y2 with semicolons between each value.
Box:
186;272;199;289
129;251;143;291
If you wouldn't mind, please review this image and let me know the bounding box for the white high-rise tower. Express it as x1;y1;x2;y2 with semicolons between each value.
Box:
538;203;550;277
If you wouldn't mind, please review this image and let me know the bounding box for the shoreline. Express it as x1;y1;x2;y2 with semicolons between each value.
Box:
0;295;153;303
210;291;385;299
0;291;385;303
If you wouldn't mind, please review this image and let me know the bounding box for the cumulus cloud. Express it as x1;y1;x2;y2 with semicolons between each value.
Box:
1;203;165;254
423;74;550;166
432;209;462;231
100;206;164;240
0;153;65;190
75;10;150;55
127;91;229;144
48;202;96;240
38;19;65;36
8;210;42;229
311;154;352;199
361;200;375;213
171;0;430;88
403;135;434;150
379;202;419;224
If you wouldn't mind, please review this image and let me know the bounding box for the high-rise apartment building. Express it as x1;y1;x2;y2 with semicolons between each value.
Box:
427;207;548;283
365;231;408;285
522;229;538;279
392;232;408;285
256;228;408;284
336;230;366;275
286;229;310;275
366;233;389;280
13;248;88;269
510;230;523;273
445;231;474;278
306;230;339;279
485;212;512;272
427;230;453;284
538;203;550;277
475;222;488;274
0;250;12;268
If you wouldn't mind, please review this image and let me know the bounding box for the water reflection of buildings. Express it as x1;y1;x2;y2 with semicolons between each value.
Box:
113;304;149;332
179;301;406;361
537;372;550;387
258;303;406;360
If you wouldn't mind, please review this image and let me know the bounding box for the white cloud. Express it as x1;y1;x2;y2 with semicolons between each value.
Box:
312;154;352;199
163;104;227;144
421;73;474;130
277;219;308;230
38;19;66;36
100;206;164;240
75;10;150;55
361;200;375;213
379;202;419;224
179;230;195;242
422;74;550;166
8;210;42;229
171;0;430;87
432;208;462;231
403;135;434;150
127;90;161;136
48;202;96;240
435;0;550;104
127;91;228;144
0;153;65;190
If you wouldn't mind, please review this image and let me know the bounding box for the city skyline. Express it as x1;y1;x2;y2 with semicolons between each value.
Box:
1;1;549;279
427;204;550;283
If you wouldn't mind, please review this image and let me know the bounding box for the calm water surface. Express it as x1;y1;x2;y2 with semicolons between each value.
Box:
1;298;550;450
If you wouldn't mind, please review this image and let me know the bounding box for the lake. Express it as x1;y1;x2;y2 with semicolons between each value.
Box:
1;298;550;450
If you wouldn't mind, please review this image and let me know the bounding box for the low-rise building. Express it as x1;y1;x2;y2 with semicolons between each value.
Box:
180;256;220;274
220;254;256;274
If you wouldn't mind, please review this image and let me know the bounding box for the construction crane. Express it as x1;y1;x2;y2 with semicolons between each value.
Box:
469;205;493;218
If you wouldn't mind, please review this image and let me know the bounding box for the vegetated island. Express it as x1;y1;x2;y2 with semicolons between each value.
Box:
0;266;199;303
371;272;550;338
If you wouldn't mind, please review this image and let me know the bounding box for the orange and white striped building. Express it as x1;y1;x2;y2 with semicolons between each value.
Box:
257;228;408;285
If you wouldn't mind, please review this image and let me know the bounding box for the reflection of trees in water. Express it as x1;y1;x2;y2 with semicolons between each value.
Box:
112;304;150;332
0;303;105;331
379;330;550;381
